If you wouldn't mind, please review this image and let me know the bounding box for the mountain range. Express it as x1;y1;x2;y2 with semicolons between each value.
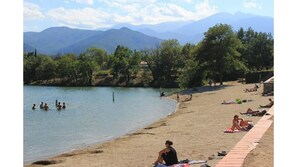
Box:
24;12;273;55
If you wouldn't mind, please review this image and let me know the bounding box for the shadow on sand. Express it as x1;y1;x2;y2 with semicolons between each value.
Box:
180;84;234;95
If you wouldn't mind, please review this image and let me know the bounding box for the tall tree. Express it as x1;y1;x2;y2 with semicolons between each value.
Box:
193;24;245;85
237;27;274;71
144;39;182;87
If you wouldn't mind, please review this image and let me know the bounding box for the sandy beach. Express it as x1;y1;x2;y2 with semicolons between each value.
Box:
25;81;273;167
243;117;274;167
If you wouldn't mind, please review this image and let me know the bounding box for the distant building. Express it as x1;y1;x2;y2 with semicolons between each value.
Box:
140;61;148;68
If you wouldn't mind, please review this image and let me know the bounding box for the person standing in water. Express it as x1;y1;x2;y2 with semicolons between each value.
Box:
57;102;62;110
55;99;58;107
62;102;66;109
44;103;49;111
32;104;36;110
40;102;44;109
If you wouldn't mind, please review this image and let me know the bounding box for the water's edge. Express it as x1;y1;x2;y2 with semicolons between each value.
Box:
24;97;178;165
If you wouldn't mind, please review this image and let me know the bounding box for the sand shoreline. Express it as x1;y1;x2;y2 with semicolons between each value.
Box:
25;82;273;167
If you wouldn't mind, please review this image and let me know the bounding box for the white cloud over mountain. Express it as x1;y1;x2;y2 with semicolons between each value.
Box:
24;2;44;20
47;0;218;29
243;0;261;9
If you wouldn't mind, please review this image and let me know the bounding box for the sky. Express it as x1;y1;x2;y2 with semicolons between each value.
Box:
23;0;274;32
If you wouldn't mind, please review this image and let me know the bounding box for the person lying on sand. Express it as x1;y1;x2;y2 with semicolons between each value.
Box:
221;100;236;104
184;94;192;102
240;108;267;116
260;98;274;108
221;99;253;104
244;84;259;92
239;119;254;131
153;140;178;167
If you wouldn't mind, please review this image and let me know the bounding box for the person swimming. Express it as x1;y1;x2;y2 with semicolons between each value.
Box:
44;103;49;111
153;140;178;167
62;102;66;109
57;102;62;110
40;102;44;109
32;104;36;110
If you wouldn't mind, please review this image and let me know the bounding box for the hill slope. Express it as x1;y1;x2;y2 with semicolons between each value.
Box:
24;27;162;55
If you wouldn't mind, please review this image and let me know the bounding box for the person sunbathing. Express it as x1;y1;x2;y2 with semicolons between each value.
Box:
239;119;253;131
153;140;178;167
231;115;246;131
260;98;274;108
240;108;267;116
221;100;236;104
244;84;259;92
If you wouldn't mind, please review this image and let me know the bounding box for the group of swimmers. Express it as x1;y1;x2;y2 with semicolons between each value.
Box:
55;100;66;110
32;100;66;111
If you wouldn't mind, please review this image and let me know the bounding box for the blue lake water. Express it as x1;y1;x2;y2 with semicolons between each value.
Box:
24;86;176;163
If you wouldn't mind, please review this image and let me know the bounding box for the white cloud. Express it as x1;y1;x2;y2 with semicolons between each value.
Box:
47;7;111;28
243;0;261;9
23;2;44;20
69;0;94;5
47;0;218;29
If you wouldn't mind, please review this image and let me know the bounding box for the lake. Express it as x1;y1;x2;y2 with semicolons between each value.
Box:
24;86;177;163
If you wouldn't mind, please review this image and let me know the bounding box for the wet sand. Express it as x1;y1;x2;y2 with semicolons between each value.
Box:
25;81;273;167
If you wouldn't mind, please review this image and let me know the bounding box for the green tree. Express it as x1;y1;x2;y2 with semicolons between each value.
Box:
24;55;39;83
111;45;133;83
193;24;245;85
78;52;100;85
144;39;183;87
84;47;109;70
35;56;56;81
237;27;274;70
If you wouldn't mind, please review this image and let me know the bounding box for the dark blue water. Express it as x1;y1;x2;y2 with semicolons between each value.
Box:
24;86;176;163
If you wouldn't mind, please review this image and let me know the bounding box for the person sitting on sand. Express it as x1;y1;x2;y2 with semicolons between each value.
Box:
44;103;49;111
231;115;246;131
260;98;274;108
62;102;66;109
184;94;192;102
40;102;44;109
153;140;178;167
244;84;259;93
32;104;36;110
240;108;267;116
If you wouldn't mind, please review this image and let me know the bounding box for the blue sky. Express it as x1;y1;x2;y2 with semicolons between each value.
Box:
24;0;274;32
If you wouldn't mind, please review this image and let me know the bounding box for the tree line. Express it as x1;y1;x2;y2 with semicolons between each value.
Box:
24;24;274;88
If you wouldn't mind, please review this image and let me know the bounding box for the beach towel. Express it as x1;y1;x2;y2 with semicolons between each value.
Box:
155;163;189;167
224;128;240;133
